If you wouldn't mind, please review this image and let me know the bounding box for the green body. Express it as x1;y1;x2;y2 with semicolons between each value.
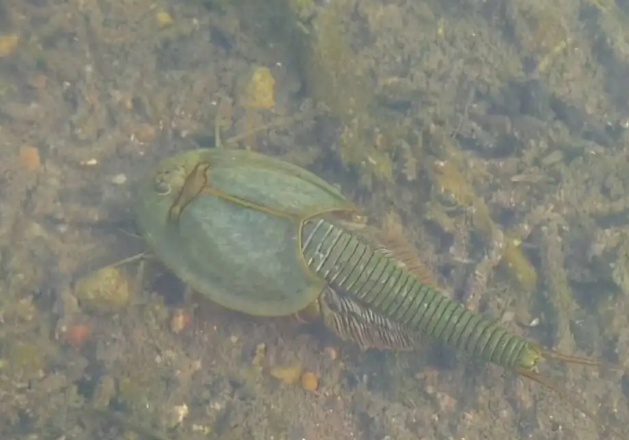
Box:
134;147;529;367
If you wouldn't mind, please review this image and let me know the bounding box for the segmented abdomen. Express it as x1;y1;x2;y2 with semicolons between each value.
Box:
301;217;529;369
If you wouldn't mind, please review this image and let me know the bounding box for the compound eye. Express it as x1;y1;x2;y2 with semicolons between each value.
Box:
154;179;171;195
153;169;172;195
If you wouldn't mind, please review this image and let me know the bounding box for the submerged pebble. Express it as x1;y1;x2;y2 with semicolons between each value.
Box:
74;266;132;314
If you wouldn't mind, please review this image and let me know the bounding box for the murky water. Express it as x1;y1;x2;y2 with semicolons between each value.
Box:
0;0;628;439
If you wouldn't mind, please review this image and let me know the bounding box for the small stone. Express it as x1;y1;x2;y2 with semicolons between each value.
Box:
239;66;276;109
157;11;173;27
81;158;98;166
19;145;41;171
74;266;132;314
300;371;318;391
111;174;127;185
0;35;19;58
169;308;192;333
63;324;91;348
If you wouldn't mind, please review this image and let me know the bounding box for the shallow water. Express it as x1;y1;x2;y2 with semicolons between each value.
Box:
0;0;628;439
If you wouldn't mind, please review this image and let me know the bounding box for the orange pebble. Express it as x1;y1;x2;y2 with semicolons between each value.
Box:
0;35;19;58
170;308;192;333
19;145;40;171
300;371;318;391
64;324;90;348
